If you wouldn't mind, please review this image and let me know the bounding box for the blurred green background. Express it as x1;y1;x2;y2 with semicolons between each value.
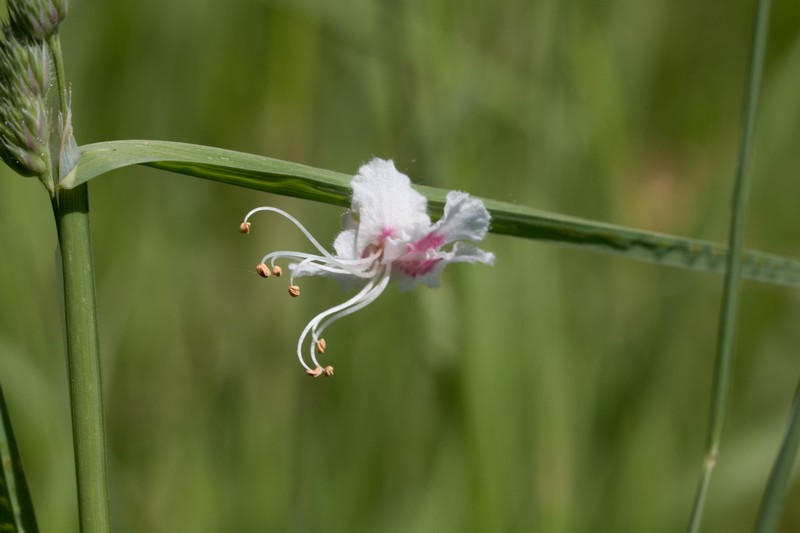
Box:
1;0;800;531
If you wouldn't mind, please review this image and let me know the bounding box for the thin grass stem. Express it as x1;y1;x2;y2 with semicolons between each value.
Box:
687;0;772;531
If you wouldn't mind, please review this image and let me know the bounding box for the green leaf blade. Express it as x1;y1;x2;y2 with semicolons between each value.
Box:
65;140;800;289
0;383;39;533
63;140;353;204
753;379;800;533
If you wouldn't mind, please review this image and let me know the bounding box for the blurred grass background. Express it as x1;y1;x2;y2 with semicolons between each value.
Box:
1;0;799;531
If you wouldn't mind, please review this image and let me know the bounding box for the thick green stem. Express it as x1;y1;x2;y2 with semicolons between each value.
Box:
55;185;111;533
48;34;112;533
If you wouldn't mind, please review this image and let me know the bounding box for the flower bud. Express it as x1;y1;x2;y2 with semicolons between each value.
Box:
0;94;49;177
8;0;69;40
0;32;49;98
0;31;50;96
0;33;50;177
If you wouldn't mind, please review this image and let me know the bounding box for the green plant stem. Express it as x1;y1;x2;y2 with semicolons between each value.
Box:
753;378;800;533
54;186;110;533
687;0;771;531
48;34;112;533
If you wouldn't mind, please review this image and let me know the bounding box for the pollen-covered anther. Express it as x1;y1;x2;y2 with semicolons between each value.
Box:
239;221;251;234
288;285;301;297
323;366;334;377
306;366;323;377
256;263;271;278
316;338;327;354
272;266;282;277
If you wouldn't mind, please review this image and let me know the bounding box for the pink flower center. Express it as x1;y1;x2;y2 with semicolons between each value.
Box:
394;232;447;277
396;257;442;277
379;227;396;241
362;227;399;258
406;232;445;253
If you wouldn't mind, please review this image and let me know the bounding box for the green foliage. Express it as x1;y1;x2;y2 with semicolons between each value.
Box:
754;381;800;533
0;0;799;532
69;139;800;288
688;1;772;531
0;382;39;533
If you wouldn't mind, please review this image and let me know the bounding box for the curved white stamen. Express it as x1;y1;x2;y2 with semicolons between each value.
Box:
295;278;378;370
288;253;380;283
312;266;391;346
262;251;359;279
260;249;381;282
244;206;342;264
307;267;391;366
278;252;381;284
262;250;380;270
289;256;335;285
290;261;372;277
261;251;312;266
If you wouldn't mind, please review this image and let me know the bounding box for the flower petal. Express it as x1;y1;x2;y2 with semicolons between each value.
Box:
393;242;495;291
428;191;491;245
351;158;431;253
446;241;496;266
333;225;357;259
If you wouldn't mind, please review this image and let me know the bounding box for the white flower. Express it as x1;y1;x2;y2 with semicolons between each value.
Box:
240;158;494;377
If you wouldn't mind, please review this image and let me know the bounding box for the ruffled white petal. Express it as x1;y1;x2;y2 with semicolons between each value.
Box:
446;241;496;266
351;158;431;252
429;190;491;244
332;227;358;259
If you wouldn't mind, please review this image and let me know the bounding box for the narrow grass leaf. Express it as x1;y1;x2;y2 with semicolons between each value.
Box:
64;139;800;289
753;378;800;533
0;382;39;533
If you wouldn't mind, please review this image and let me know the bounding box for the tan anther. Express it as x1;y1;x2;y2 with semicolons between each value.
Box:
323;366;334;377
239;221;251;234
306;366;323;377
256;263;271;278
288;285;301;297
272;266;282;277
316;338;327;354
